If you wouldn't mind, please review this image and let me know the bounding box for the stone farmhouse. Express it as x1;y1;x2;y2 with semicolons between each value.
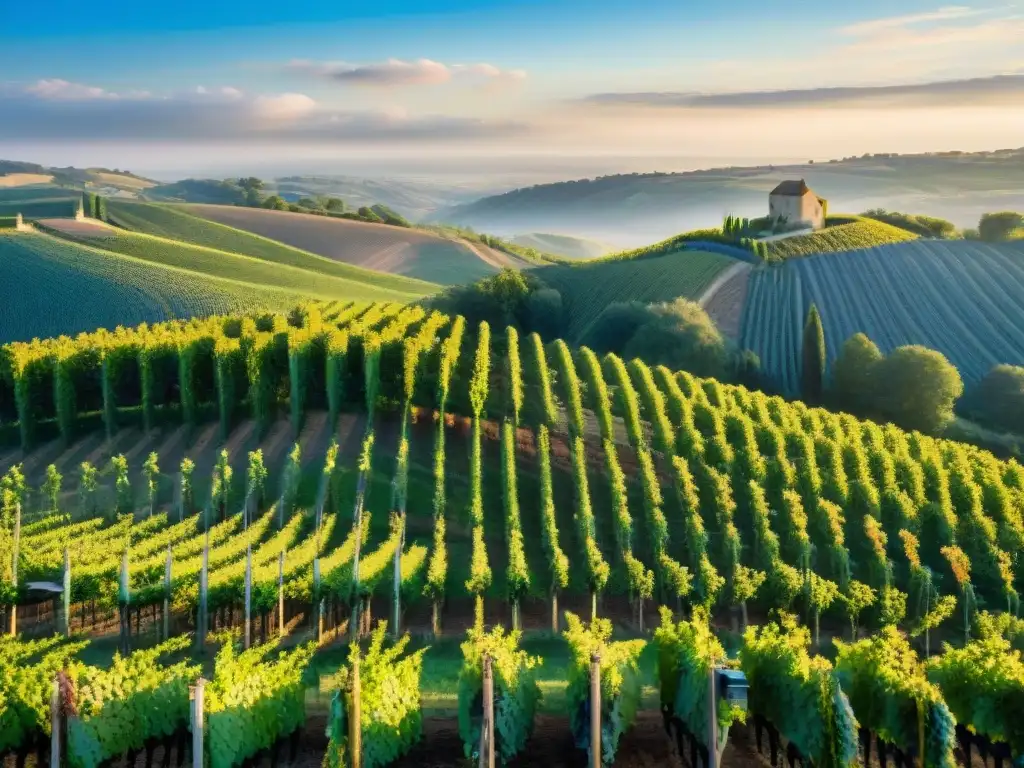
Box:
768;179;826;231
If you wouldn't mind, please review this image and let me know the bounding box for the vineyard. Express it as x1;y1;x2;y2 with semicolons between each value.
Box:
0;232;313;344
106;202;452;290
535;248;733;341
178;203;505;285
740;239;1024;393
3;299;1024;766
763;217;917;260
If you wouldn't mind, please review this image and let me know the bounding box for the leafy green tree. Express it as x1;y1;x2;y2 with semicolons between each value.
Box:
806;572;841;648
963;364;1024;434
524;288;564;338
357;206;383;222
801;304;826;403
143;452;160;517
978;211;1024;241
297;197;324;210
874;346;963;434
581;302;651;355
78;462;98;517
844;580;876;640
324;197;346;212
624;299;728;379
829;333;883;415
261;195;289;211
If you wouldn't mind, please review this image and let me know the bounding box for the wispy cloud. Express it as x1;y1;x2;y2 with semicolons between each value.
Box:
581;74;1024;109
837;5;986;36
0;79;527;143
286;58;526;88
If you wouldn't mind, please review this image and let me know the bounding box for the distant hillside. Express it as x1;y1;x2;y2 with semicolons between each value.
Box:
0;159;159;195
178;203;510;285
511;232;612;259
270;175;491;221
431;148;1024;247
105;201;439;296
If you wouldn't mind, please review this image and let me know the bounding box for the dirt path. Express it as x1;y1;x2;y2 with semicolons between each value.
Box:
459;238;533;270
700;262;753;340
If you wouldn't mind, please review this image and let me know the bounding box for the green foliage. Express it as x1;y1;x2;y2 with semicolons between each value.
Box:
873;346;963;434
554;339;585;438
469;322;491;418
67;637;200;768
506;326;524;425
654;606;745;743
537;425;569;594
563;612;645;766
323;624;425;768
802;304;826;403
529;332;559;427
740;618;858;768
834;627;956;768
570;436;610;596
766;217;917;260
623;299;728;379
42;464;62;515
206;639;316;768
458;625;541;764
111;454;132;516
862;209;958;238
963;364;1024;435
978;211;1024;242
501;421;531;610
928;632;1024;755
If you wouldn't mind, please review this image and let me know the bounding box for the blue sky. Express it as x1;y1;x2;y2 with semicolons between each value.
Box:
1;0;1022;177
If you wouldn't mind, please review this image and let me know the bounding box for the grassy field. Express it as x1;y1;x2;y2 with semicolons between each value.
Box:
536;247;733;341
0;232;310;343
0;186;76;202
764;216;917;259
740;239;1024;393
174;203;500;285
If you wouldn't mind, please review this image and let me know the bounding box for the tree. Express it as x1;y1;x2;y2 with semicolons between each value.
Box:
624;299;728;379
806;572;841;648
844;580;876;640
963;364;1024;435
524;288;564;338
324;197;346;212
581;302;652;355
297;197;324;210
978;211;1024;242
873;346;963;434
42;465;62;515
830;333;883;416
802;304;826;403
358;206;383;223
261;195;289;211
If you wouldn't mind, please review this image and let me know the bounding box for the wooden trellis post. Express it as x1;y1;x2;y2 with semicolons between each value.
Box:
190;679;206;768
590;653;601;768
61;548;71;638
348;653;362;768
483;654;495;768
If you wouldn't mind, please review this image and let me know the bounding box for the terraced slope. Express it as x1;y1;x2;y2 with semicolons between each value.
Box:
106;201;441;293
740;239;1024;394
535;248;733;341
176;203;501;285
0;232;308;343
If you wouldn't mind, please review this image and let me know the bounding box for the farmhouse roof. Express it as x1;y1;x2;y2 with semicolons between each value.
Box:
770;179;812;197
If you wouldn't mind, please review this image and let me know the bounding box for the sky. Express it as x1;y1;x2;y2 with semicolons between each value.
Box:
0;0;1022;181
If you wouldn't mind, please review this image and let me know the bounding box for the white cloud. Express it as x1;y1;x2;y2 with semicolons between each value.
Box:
838;5;985;36
252;93;317;119
25;79;120;100
287;58;527;87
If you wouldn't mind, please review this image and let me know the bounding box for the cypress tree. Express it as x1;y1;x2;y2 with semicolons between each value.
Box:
802;304;826;403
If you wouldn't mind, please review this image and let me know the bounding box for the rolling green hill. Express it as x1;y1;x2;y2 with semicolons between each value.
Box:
0;231;310;343
51;224;436;304
107;200;463;286
764;216;917;260
511;232;612;259
535;246;733;341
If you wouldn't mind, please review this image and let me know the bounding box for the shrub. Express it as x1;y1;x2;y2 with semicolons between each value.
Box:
978;211;1024;242
874;346;963;434
623;299;728;379
829;333;883;416
963;365;1024;435
581;302;652;355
